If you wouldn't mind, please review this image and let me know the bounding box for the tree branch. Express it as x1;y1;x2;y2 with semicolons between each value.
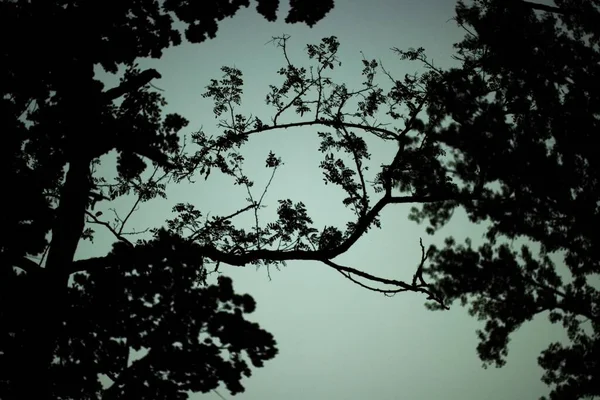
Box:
322;259;414;291
322;258;448;308
70;191;475;275
518;0;572;15
242;118;401;141
412;238;429;287
103;69;162;101
1;254;44;274
85;211;134;247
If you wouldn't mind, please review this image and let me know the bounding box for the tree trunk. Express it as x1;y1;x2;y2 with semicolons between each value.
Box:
13;158;91;399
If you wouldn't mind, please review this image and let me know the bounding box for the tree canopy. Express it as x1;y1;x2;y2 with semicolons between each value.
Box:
1;1;333;399
1;0;599;399
418;1;600;399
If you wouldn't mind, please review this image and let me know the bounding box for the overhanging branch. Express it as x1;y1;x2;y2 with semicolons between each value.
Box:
70;190;475;276
518;1;573;15
241;118;401;141
103;69;162;101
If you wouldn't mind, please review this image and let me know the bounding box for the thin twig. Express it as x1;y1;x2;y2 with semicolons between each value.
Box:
85;211;134;247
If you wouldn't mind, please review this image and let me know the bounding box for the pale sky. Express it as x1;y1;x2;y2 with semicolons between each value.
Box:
83;1;569;399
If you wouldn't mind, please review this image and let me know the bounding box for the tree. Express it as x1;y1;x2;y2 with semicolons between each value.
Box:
0;1;333;399
144;1;598;397
4;0;598;399
406;1;600;399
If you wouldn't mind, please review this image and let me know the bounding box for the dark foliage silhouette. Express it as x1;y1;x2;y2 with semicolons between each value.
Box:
0;0;333;399
2;0;598;399
2;247;275;400
409;1;600;399
158;1;599;397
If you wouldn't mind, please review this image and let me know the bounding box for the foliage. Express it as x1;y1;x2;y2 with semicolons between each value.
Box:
0;0;333;399
409;1;600;399
167;33;451;303
173;1;600;397
3;0;599;399
2;242;275;399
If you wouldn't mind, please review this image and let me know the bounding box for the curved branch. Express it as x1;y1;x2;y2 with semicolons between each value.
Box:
518;1;573;15
103;69;162;101
333;266;410;294
322;258;448;308
178;117;407;182
244;118;401;141
322;259;414;291
70;191;475;276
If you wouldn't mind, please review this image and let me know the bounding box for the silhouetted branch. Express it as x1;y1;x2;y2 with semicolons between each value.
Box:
338;123;369;216
176;118;402;182
72;195;468;275
518;0;572;15
323;257;448;308
188;204;257;243
322;259;412;290
85;211;134;247
212;389;228;400
412;238;428;287
103;69;162;101
333;267;409;294
1;254;43;274
70;191;475;290
245;118;401;141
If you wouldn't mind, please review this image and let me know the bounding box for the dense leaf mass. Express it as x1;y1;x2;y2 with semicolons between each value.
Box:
0;1;332;399
416;1;600;399
3;0;600;399
1;247;276;399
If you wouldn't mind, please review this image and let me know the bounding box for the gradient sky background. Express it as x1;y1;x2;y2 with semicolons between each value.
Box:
80;0;572;399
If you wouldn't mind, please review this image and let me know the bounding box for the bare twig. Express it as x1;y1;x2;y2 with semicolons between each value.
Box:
85;211;134;247
187;204;256;243
212;389;228;400
412;238;429;287
321;257;448;308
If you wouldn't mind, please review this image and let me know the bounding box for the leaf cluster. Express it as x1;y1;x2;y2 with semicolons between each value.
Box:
412;1;600;398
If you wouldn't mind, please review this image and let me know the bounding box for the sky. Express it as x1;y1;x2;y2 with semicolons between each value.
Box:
82;1;570;399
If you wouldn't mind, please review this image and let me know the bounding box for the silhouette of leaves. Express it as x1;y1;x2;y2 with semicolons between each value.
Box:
411;1;600;398
5;0;599;399
57;232;276;399
0;1;332;399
